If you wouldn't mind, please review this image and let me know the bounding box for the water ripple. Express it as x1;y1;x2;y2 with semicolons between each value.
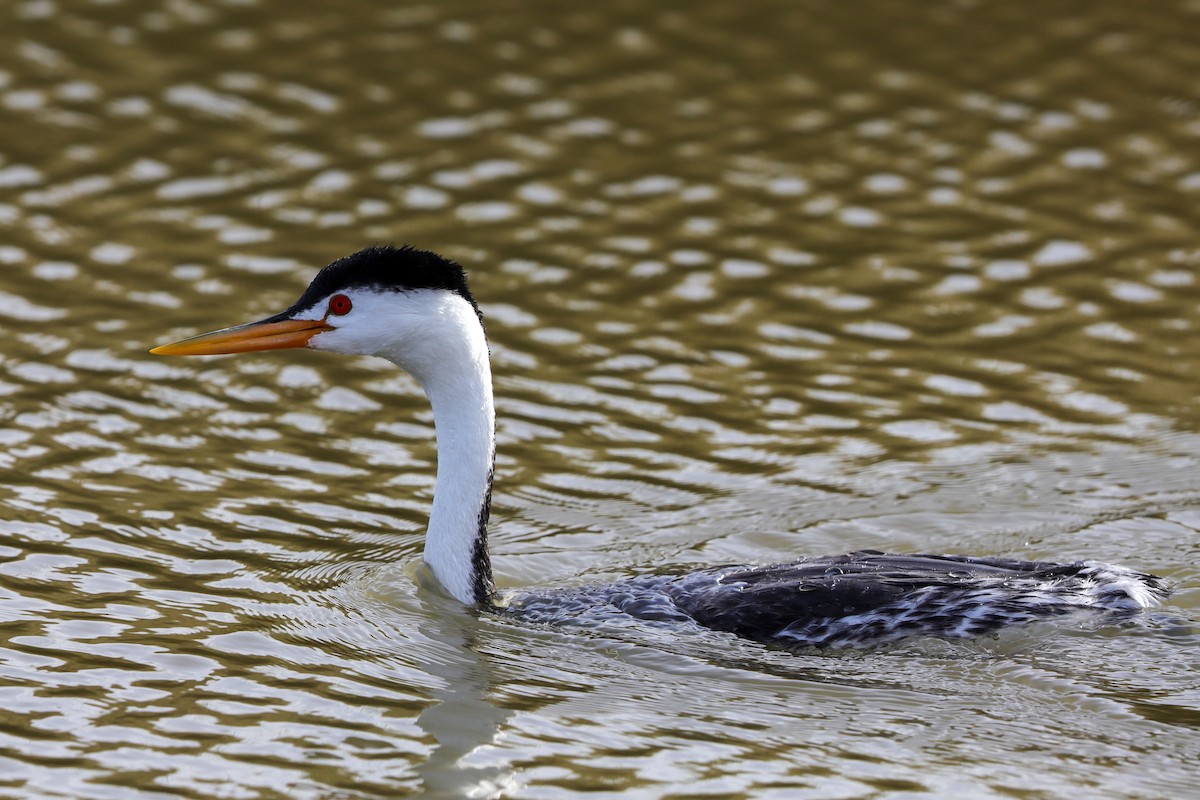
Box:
0;0;1197;797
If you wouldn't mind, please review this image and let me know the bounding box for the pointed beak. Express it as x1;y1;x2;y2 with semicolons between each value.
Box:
150;317;333;356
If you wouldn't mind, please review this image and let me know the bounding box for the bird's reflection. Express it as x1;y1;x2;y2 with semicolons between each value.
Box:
411;565;515;798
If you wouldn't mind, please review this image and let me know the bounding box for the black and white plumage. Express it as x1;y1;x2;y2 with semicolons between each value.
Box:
506;551;1166;648
152;245;1170;649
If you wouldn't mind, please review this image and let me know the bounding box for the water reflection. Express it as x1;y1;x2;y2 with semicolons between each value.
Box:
408;579;516;797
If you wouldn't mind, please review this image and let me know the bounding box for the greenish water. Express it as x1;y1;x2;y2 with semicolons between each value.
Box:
0;1;1197;797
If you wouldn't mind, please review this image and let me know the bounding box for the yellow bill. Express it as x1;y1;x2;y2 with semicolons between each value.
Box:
150;318;332;356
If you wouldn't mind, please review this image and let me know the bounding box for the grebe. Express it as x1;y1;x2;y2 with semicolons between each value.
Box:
151;246;1168;648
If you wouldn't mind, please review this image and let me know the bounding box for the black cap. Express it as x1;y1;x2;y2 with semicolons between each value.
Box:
281;245;481;321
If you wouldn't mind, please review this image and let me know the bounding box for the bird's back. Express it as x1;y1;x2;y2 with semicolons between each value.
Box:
502;550;1168;648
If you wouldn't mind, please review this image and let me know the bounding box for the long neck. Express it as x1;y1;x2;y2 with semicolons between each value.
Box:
405;305;496;606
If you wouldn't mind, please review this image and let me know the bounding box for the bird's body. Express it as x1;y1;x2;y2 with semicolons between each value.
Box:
504;551;1164;648
152;245;1168;649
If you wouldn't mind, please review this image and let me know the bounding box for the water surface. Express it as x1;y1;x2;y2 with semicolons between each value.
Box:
0;1;1198;797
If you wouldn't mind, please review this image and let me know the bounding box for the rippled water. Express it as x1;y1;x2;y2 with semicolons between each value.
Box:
1;0;1198;797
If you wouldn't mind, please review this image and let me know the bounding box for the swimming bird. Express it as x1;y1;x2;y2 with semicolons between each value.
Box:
151;245;1168;648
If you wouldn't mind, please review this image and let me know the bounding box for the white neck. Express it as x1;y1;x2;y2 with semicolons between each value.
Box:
311;288;497;605
383;297;496;605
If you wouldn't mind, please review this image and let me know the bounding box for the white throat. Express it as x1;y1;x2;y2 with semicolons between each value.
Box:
419;328;495;606
326;291;496;605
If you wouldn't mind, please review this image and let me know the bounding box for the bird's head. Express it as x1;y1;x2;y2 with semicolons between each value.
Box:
151;245;483;381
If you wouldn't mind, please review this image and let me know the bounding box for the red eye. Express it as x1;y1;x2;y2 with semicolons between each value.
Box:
328;294;352;316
